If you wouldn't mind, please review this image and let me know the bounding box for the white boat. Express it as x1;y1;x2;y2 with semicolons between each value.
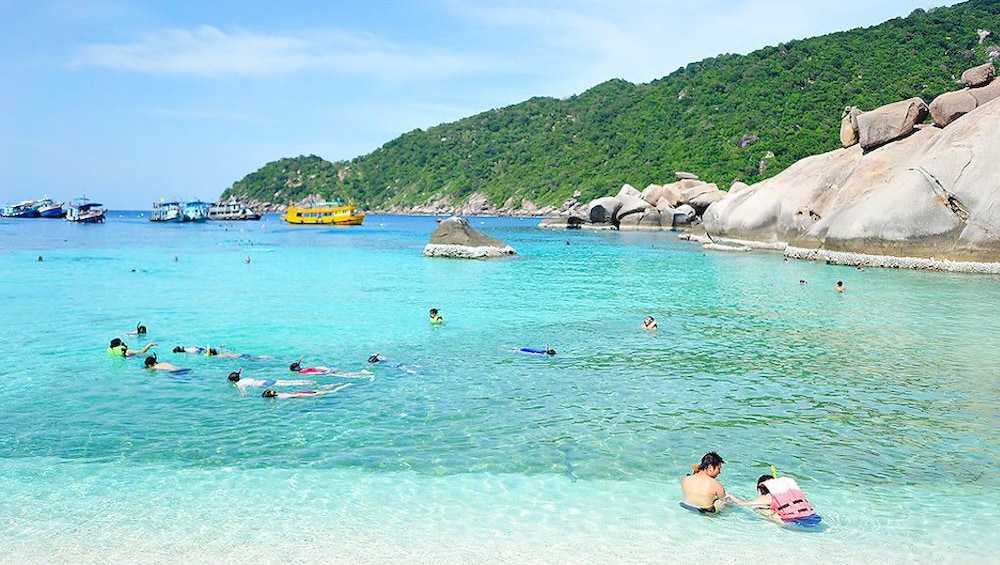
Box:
150;201;182;222
207;198;261;221
65;198;106;223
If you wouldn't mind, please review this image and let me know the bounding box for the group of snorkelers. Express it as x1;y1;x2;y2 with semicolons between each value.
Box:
680;451;821;527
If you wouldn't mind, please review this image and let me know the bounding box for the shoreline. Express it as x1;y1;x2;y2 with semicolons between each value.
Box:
679;232;1000;274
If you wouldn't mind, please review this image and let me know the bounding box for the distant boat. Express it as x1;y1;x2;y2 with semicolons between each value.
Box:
207;198;261;221
65;198;106;223
34;198;66;218
182;201;210;222
282;201;365;225
150;201;182;222
1;200;40;218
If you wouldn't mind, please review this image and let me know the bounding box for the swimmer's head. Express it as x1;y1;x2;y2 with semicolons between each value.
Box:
756;474;773;495
136;323;146;335
368;354;381;363
429;308;438;316
110;338;123;348
173;346;184;353
697;451;725;471
546;349;556;355
144;355;157;368
289;361;301;372
262;388;277;398
208;348;219;356
227;369;242;382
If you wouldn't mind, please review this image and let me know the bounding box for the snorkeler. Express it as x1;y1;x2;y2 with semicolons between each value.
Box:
518;348;556;356
261;382;353;399
173;346;252;359
680;452;736;513
289;357;371;377
227;368;315;395
108;338;157;358
736;473;821;526
143;354;186;372
367;353;418;374
124;322;148;336
643;316;658;330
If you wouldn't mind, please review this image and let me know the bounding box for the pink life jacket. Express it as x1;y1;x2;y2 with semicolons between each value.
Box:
763;477;815;521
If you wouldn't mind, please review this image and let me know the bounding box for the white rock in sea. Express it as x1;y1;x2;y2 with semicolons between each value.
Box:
423;217;516;259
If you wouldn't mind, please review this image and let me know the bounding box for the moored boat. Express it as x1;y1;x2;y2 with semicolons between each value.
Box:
34;198;66;218
282;201;365;225
183;201;210;222
65;198;106;223
1;200;40;218
207;198;261;221
150;201;181;222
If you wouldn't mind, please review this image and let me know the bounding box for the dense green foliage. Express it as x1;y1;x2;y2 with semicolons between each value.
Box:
222;0;1000;208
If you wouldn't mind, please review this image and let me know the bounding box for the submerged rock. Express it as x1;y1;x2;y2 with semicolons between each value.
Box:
423;217;516;259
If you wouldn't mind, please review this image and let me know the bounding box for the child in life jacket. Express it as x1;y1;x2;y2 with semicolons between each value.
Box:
740;474;821;525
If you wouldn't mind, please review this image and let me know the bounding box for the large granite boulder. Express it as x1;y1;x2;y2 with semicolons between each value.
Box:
929;90;979;127
423;217;516;259
857;97;929;151
588;196;621;223
970;77;1000;106
961;62;995;87
703;96;1000;263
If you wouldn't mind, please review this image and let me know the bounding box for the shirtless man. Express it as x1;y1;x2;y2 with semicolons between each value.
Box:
680;452;734;513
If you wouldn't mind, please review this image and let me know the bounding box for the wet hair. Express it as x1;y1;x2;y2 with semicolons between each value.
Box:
697;451;725;471
136;323;147;335
368;354;381;363
546;349;556;355
173;346;184;353
208;348;219;356
756;474;773;495
837;281;844;286
110;338;123;348
227;371;242;382
144;355;157;368
262;388;277;398
429;308;438;316
289;361;301;372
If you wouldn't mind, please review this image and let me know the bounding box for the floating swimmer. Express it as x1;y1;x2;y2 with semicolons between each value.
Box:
518;348;556;356
124;322;147;336
429;308;444;325
108;338;157;358
367;353;418;374
173;346;254;359
642;316;658;331
227;368;315;395
735;468;822;528
143;354;187;373
262;382;353;399
289;357;371;378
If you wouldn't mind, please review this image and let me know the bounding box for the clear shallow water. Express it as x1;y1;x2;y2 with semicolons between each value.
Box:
0;213;997;563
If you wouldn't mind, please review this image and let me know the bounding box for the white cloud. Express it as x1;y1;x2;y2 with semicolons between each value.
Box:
69;25;487;79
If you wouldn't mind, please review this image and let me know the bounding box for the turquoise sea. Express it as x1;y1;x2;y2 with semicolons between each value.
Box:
0;212;997;564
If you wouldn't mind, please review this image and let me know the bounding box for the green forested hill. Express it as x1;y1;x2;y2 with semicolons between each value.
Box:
222;0;1000;209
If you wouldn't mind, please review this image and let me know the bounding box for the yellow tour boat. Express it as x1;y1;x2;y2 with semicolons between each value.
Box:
282;201;365;225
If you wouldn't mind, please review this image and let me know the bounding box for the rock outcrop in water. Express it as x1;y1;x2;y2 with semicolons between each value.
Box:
702;63;1000;271
423;216;516;259
538;172;724;231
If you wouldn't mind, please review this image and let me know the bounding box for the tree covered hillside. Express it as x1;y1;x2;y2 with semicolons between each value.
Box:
222;0;1000;209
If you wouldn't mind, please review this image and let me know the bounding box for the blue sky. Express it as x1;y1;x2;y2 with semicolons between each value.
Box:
1;0;959;209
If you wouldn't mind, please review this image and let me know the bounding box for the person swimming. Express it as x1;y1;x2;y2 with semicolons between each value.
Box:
643;316;658;330
518;348;556;356
429;308;444;324
367;353;418;374
261;382;353;399
143;354;187;373
108;338;157;357
227;368;314;395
